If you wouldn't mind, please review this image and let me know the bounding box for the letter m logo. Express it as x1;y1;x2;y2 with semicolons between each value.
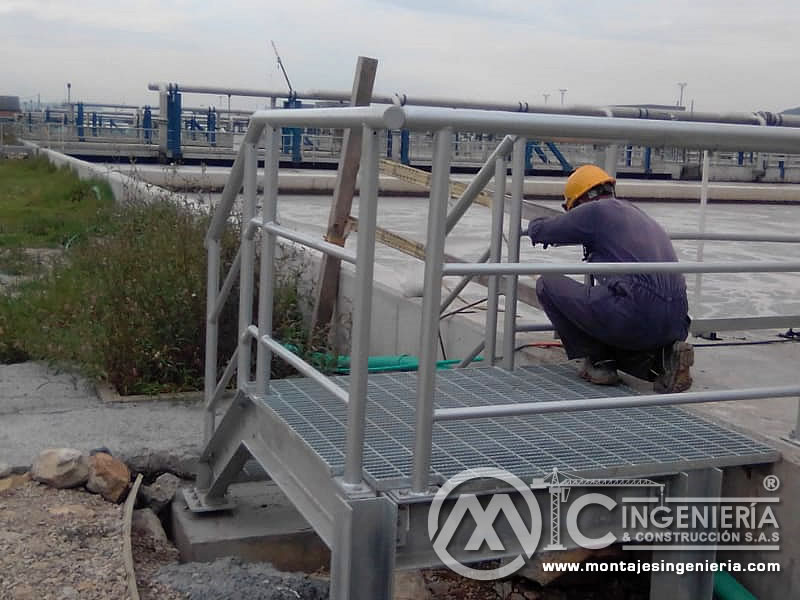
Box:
432;493;539;558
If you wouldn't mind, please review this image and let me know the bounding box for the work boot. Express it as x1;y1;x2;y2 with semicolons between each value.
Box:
654;341;694;393
579;358;620;386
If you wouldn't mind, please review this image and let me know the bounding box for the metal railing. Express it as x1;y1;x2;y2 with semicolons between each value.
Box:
204;104;800;493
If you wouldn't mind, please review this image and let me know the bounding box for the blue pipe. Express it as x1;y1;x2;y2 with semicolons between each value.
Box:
76;102;85;141
400;129;410;165
143;106;152;143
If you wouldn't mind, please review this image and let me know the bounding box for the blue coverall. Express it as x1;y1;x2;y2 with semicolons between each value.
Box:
527;197;690;380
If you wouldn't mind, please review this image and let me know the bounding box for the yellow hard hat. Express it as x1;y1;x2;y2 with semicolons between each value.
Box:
563;165;616;210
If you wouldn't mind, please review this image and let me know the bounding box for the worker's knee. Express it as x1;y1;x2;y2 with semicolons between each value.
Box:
535;274;558;300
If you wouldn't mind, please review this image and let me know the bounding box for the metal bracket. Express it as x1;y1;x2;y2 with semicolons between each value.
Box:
334;476;376;499
396;505;410;547
181;486;237;513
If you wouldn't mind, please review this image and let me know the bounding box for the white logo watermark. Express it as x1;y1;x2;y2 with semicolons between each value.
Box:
428;467;780;581
428;467;542;580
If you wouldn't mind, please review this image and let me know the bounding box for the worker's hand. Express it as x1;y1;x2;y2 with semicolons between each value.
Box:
526;219;549;249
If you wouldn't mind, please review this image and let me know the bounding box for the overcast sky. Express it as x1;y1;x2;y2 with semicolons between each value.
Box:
2;0;798;114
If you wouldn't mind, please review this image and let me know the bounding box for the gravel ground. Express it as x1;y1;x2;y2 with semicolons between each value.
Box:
0;476;649;600
0;477;128;600
154;557;329;600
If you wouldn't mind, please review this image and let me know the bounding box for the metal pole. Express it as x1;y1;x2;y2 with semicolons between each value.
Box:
344;126;380;486
694;150;711;316
434;384;800;421
256;127;280;396
412;127;453;494
200;238;220;490
445;135;515;234
502;137;526;370
236;142;257;389
486;155;507;365
442;260;800;277
604;144;618;177
439;247;489;314
791;397;800;443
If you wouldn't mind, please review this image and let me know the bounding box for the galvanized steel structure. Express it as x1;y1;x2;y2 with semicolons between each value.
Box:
195;104;800;599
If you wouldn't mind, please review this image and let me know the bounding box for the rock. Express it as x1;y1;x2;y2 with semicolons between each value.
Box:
0;462;11;478
90;446;112;456
31;448;89;489
427;579;452;596
132;508;169;543
394;570;431;600
140;472;183;514
86;452;130;503
523;592;540;600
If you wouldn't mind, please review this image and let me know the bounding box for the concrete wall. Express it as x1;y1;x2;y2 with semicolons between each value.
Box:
718;458;800;598
22;142;185;205
335;264;485;361
120;164;800;204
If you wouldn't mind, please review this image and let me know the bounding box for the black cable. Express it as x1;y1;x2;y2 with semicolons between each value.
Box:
438;328;447;360
693;339;797;348
440;297;489;320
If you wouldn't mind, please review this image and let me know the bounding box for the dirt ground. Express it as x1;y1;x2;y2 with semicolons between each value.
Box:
0;477;649;600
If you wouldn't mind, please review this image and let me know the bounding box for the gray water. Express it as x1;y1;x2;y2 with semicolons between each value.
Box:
191;191;800;321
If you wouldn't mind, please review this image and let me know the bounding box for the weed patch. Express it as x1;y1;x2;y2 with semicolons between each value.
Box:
0;157;113;248
1;196;335;394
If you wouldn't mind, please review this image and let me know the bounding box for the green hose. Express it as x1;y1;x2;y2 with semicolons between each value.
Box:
333;354;482;374
282;345;481;374
714;571;757;600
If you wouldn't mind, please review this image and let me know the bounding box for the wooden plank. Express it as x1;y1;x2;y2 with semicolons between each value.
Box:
122;473;144;600
310;56;378;333
378;158;560;221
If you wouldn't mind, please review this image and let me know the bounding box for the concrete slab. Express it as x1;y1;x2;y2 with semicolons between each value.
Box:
170;481;329;573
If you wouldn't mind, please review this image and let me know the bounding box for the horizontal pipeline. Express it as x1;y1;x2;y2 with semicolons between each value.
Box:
247;105;800;154
434;385;800;421
442;260;800;277
668;232;800;243
147;82;800;127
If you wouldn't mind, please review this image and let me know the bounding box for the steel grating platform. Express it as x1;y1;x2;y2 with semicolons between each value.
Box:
257;364;778;491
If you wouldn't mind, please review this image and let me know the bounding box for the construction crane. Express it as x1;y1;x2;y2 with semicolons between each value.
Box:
531;468;665;550
270;40;293;96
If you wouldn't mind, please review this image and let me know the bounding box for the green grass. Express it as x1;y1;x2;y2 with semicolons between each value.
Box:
0;157;114;249
0;191;336;394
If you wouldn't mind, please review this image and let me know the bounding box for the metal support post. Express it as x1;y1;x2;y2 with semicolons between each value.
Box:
604;144;618;176
343;126;380;486
199;238;221;490
694;150;711;317
330;496;397;600
486;155;507;365
650;468;722;600
788;397;800;445
236;143;257;389
502;137;526;370
412;128;453;494
256;127;280;397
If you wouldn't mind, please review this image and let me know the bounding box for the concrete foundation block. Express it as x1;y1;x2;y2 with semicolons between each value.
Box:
171;481;330;573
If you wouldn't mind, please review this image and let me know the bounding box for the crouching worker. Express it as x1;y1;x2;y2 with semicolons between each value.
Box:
526;165;693;393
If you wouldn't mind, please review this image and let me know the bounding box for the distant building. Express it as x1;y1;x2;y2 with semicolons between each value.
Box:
0;95;21;122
